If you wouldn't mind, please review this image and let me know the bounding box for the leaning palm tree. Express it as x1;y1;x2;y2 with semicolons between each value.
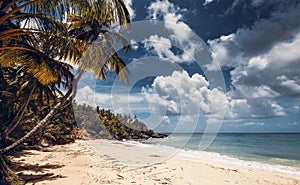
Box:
0;1;131;183
0;0;130;154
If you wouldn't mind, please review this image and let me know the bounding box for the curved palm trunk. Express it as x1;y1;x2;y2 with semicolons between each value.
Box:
0;88;72;154
0;155;25;185
0;82;36;142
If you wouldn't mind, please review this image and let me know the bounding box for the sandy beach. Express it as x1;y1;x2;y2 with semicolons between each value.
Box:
11;139;300;185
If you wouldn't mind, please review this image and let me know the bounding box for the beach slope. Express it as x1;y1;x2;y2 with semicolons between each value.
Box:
11;140;300;185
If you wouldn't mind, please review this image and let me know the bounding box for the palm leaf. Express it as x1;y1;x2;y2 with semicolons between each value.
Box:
12;13;68;35
0;28;42;41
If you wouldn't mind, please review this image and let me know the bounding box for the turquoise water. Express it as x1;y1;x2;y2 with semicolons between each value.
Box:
144;133;300;167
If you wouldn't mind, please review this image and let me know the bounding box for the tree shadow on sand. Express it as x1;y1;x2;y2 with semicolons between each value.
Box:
10;151;67;184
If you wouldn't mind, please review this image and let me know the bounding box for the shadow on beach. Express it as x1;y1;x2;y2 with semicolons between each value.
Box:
10;151;66;184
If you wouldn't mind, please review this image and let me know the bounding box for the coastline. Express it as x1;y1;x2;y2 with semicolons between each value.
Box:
11;139;300;185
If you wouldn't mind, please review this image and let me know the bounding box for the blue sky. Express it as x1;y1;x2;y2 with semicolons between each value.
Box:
75;0;300;133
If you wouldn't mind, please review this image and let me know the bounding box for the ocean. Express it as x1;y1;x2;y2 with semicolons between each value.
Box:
142;133;300;168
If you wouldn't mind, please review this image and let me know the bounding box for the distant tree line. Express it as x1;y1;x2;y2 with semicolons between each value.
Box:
73;103;167;140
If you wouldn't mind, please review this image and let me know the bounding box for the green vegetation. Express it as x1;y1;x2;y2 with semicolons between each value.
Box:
0;0;131;184
74;103;167;140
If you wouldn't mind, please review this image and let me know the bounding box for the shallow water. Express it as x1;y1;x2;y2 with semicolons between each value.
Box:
143;133;300;168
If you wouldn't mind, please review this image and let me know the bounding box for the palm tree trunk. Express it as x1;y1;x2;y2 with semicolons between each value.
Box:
0;88;72;154
0;155;25;185
0;82;36;142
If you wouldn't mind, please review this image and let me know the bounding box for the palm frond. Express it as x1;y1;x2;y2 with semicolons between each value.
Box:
111;0;131;30
103;30;129;52
0;48;74;86
0;0;34;25
35;32;89;62
22;0;68;21
67;0;131;30
12;13;68;35
0;28;42;41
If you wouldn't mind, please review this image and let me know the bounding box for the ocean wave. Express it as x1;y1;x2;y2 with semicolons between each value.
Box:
128;139;300;178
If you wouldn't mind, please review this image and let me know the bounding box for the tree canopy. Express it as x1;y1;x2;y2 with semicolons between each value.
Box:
0;0;131;184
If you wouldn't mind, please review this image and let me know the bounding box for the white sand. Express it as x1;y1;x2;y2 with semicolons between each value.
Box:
11;139;300;185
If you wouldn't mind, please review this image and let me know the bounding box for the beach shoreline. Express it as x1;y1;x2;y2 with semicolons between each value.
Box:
11;139;300;185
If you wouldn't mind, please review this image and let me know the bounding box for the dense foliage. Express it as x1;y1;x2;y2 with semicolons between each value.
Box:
0;0;131;184
74;103;167;140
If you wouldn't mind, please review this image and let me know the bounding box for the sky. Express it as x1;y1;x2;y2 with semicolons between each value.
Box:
75;0;300;133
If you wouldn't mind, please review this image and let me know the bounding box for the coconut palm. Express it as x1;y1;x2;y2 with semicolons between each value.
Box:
0;0;130;153
1;0;131;183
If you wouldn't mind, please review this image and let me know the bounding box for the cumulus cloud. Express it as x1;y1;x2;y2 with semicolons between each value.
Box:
144;0;203;63
143;35;181;62
226;99;251;119
250;99;286;117
142;70;285;125
207;1;300;67
251;86;279;98
248;57;268;70
276;76;300;96
142;70;214;115
205;0;300;110
230;32;300;98
74;0;298;131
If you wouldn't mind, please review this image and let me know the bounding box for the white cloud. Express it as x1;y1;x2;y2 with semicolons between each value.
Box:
75;85;146;113
207;1;300;68
205;1;300;115
244;122;265;126
288;122;299;126
75;86;97;106
130;39;139;50
251;32;300;69
142;70;285;124
206;33;242;71
162;115;171;124
145;0;202;63
248;57;268;70
148;0;176;20
276;76;300;96
143;35;181;62
249;100;286;118
74;71;286;132
226;99;251;119
142;70;227;119
203;0;218;6
251;86;280;98
270;102;286;116
293;106;300;113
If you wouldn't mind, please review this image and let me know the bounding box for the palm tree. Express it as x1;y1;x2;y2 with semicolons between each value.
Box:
0;1;131;183
0;0;130;154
